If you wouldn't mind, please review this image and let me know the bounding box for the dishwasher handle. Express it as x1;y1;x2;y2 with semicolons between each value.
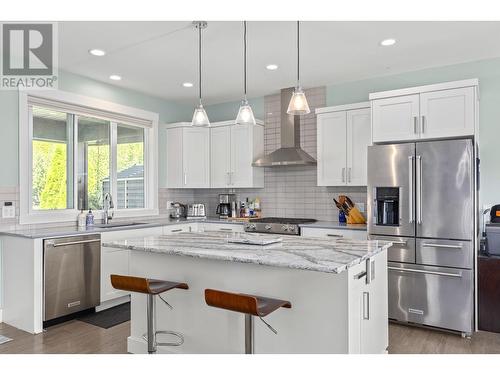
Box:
49;238;101;247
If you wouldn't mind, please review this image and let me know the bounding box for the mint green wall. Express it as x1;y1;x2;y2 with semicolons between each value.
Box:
204;97;265;122
326;58;500;207
0;70;192;188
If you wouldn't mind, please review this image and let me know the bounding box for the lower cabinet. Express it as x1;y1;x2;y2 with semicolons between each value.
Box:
301;227;367;240
348;250;388;353
99;227;163;304
101;247;130;303
200;223;244;232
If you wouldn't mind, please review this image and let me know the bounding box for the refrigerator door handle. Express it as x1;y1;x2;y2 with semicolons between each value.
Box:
408;156;414;223
416;155;422;225
388;266;462;278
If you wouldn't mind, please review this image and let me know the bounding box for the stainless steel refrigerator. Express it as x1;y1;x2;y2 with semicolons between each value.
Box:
368;139;474;336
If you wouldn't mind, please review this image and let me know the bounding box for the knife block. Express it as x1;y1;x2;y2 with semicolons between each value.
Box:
347;206;366;224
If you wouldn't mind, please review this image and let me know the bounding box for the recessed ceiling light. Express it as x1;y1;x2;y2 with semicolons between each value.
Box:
182;82;194;88
109;75;122;81
89;49;106;56
266;64;278;71
380;38;396;47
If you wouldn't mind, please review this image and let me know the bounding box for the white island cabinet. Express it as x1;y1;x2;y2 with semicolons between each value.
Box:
104;232;390;354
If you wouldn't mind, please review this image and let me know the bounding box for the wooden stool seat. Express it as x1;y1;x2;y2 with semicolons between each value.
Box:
111;274;189;354
111;274;189;295
205;289;291;317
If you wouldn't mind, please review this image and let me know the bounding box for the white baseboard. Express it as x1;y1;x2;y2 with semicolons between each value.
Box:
95;295;130;312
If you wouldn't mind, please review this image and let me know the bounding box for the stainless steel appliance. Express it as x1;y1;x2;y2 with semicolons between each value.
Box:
43;234;101;321
216;194;237;219
368;139;475;336
170;202;187;219
187;203;206;219
244;217;317;235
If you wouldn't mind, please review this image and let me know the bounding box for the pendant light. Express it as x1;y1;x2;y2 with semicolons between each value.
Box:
235;21;256;125
287;21;310;115
192;21;210;127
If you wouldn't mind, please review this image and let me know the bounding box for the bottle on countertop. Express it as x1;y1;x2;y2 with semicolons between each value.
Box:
254;197;260;210
339;210;346;223
77;210;87;228
86;209;94;227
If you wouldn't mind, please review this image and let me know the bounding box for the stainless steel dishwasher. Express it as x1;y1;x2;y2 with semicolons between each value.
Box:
43;234;101;321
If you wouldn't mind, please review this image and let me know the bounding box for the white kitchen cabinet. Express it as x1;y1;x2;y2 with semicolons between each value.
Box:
317;111;347;186
199;222;244;232
210;121;264;188
419;87;475;139
371;94;420;143
316;103;371;186
163;223;192;234
348;250;388;354
166;123;210;188
301;227;367;240
370;79;478;143
100;227;164;304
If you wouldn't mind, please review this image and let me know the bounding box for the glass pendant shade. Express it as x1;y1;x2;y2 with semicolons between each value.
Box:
192;103;210;127
235;99;256;125
287;86;310;115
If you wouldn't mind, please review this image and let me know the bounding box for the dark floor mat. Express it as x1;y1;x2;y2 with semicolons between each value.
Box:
78;302;130;329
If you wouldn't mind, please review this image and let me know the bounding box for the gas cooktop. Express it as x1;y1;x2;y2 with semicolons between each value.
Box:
245;217;317;235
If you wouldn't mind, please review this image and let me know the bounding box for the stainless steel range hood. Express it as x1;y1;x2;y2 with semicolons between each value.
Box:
252;87;317;167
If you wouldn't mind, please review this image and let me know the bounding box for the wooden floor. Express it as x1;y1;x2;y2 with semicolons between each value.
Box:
1;320;500;354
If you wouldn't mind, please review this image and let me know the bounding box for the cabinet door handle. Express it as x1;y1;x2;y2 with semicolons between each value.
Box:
354;271;367;280
413;116;418;134
363;292;370;320
219;228;233;232
421;115;425;133
342;167;345;183
226;172;230;186
184;173;187;186
171;229;183;233
327;233;343;237
348;168;351;183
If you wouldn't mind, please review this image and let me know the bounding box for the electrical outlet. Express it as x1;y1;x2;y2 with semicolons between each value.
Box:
356;203;365;212
2;202;15;219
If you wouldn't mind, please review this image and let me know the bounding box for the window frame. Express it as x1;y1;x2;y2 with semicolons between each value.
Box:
19;90;159;224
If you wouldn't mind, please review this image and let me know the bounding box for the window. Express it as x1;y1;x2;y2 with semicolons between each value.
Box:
32;107;74;210
20;90;158;224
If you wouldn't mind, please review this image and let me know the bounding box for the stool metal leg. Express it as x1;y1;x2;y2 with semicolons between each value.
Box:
146;294;156;354
244;314;254;354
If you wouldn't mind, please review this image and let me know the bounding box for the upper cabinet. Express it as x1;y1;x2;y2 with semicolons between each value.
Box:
370;79;478;143
210;121;264;188
316;103;371;186
166;123;210;188
166;120;264;189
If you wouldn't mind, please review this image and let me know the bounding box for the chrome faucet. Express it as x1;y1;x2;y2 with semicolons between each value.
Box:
103;193;114;224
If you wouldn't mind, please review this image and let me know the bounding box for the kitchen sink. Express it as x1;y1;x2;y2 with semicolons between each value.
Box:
93;222;148;228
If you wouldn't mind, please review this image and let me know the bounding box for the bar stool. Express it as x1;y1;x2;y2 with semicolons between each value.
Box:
111;274;189;354
204;288;291;354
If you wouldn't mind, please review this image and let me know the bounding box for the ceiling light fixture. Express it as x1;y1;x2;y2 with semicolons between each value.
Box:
89;49;106;56
266;64;278;71
380;38;396;46
109;75;122;81
287;21;310;115
182;82;194;88
235;21;256;126
191;21;210;127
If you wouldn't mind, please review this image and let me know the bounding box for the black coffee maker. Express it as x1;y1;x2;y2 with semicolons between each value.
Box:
216;194;236;218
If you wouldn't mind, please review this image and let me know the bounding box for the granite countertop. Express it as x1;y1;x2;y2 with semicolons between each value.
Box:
103;231;391;274
298;221;367;231
0;217;245;239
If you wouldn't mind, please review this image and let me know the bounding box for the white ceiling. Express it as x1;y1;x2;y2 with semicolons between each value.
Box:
59;21;500;105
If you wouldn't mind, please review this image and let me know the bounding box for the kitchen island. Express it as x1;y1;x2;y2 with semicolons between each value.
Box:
103;231;391;354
